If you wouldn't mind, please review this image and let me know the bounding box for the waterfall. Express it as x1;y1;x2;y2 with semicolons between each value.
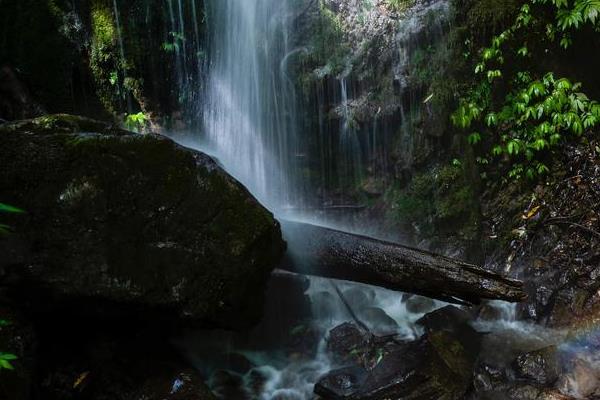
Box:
202;0;301;213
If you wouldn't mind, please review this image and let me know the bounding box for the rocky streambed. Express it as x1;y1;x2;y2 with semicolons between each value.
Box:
180;272;600;400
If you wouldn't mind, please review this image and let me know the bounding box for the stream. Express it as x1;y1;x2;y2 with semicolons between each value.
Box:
176;271;568;399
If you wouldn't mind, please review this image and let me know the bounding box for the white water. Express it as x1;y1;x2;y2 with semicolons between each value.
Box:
180;275;442;400
202;0;302;212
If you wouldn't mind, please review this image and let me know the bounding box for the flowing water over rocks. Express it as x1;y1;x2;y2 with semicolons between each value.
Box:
179;274;446;400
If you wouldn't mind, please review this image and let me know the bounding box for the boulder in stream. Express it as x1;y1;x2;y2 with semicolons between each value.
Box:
512;346;560;386
403;294;437;314
327;322;372;365
315;329;477;399
416;305;482;352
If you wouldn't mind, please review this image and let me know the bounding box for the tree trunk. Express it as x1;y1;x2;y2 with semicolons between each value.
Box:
278;220;526;305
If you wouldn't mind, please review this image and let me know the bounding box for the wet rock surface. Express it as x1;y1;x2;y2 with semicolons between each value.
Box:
0;114;285;329
403;294;437;314
469;318;600;400
513;346;560;386
316;305;479;400
327;323;372;366
506;385;577;400
316;330;477;399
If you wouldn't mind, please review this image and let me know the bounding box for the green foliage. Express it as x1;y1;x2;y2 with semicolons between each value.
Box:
109;70;119;86
91;5;116;45
0;353;17;371
0;204;24;214
302;4;351;78
453;0;600;180
536;0;600;47
0;203;24;235
386;0;414;12
162;31;186;53
124;112;149;133
89;3;121;114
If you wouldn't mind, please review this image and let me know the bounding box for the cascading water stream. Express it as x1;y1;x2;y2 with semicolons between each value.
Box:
201;0;302;213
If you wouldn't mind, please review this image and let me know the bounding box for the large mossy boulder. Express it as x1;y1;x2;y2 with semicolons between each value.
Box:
0;114;285;329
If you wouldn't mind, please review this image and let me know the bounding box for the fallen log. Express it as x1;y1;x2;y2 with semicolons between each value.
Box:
278;220;526;305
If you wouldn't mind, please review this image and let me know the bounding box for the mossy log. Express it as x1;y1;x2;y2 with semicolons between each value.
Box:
279;220;526;305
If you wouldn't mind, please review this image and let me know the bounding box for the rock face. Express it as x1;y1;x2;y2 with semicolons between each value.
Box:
327;323;372;365
0;115;285;328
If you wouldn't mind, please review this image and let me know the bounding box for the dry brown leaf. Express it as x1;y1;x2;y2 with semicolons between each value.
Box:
522;205;541;220
73;371;90;389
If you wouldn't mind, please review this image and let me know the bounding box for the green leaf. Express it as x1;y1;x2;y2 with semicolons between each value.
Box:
517;46;529;57
537;163;550;174
526;168;536;180
533;138;549;150
0;203;24;214
0;224;12;235
485;113;497;127
468;132;482;145
492;145;503;156
507;140;520;155
487;69;502;82
560;36;573;48
0;353;17;361
0;359;14;370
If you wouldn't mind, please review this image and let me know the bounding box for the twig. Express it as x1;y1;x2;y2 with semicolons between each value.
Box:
329;280;373;336
546;220;600;239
